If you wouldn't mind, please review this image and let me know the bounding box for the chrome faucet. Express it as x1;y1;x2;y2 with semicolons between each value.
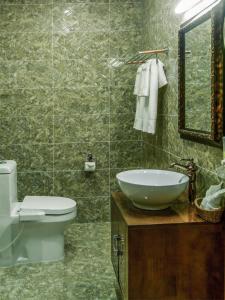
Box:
170;158;198;204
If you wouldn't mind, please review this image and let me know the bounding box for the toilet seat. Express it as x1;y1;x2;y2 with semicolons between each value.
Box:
21;196;76;215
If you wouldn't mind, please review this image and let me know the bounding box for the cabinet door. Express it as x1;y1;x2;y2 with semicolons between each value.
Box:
111;198;128;300
111;199;120;280
118;217;128;300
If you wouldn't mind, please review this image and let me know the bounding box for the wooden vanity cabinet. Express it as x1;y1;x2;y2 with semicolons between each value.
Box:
111;192;224;300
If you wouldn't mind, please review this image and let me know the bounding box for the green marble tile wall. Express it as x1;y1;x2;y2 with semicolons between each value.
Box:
0;0;144;222
142;0;223;196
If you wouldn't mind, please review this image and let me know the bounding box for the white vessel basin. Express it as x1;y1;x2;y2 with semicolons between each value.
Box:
116;169;189;210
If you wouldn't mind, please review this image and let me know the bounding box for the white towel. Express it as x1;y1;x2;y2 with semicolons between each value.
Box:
133;59;167;134
134;65;143;96
134;60;152;97
133;96;146;130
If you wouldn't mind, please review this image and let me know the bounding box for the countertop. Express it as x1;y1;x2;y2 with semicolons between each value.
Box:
111;192;206;226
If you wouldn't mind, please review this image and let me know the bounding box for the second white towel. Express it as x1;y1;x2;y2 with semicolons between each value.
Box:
133;59;167;134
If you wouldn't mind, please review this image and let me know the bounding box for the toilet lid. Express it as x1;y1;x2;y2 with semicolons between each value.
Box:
21;196;76;215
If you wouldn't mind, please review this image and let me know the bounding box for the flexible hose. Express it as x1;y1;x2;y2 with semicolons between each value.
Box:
0;224;24;253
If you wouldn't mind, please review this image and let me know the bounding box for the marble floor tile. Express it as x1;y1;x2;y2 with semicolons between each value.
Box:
0;222;116;300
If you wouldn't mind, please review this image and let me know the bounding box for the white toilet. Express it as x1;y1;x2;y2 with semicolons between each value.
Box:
0;160;77;267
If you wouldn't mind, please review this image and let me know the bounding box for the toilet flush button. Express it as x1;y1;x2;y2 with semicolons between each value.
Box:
19;210;45;222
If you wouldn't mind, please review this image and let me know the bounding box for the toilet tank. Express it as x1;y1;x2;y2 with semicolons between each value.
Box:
0;161;17;216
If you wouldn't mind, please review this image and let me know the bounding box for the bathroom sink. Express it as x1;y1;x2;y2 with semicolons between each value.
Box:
116;169;189;210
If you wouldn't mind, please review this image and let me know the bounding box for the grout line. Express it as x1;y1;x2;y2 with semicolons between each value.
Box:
17;166;140;174
51;0;55;195
0;112;142;118
62;196;111;199
0;85;135;91
0;2;116;5
17;170;110;176
0;3;52;6
1;58;111;62
18;168;111;173
0;30;104;34
108;0;111;198
0;140;143;147
0;1;142;5
0;29;141;34
138;1;145;168
0;2;114;7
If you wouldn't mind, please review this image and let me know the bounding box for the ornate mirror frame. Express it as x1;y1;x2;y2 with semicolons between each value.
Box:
178;1;224;147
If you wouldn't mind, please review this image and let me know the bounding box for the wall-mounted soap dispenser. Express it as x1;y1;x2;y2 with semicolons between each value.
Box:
84;153;96;172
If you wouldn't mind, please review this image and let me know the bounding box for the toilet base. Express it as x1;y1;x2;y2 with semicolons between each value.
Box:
16;222;65;264
0;219;73;267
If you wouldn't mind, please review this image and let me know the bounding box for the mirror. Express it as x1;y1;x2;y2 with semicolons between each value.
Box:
224;7;225;52
178;1;224;147
185;18;211;132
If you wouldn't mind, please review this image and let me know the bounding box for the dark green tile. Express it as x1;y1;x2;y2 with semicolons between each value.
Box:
0;115;53;145
110;141;143;168
17;171;53;200
142;115;168;150
143;144;170;169
1;0;52;3
157;86;169;116
74;197;110;223
0;89;53;117
110;64;137;87
0;284;26;300
164;83;178;115
14;61;53;89
0;5;52;32
0;62;10;89
0;32;51;61
110;113;142;141
110;167;137;192
64;280;116;300
111;0;142;2
197;145;222;173
109;31;141;58
110;3;142;31
167;115;184;156
53;59;109;87
18;276;64;299
0;61;53;89
54;114;109;143
0;223;116;297
54;142;109;170
0;144;53;172
54;0;109;2
53;32;109;60
110;86;136;114
66;222;111;244
54;170;109;197
63;258;113;280
53;3;109;32
54;87;109;115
